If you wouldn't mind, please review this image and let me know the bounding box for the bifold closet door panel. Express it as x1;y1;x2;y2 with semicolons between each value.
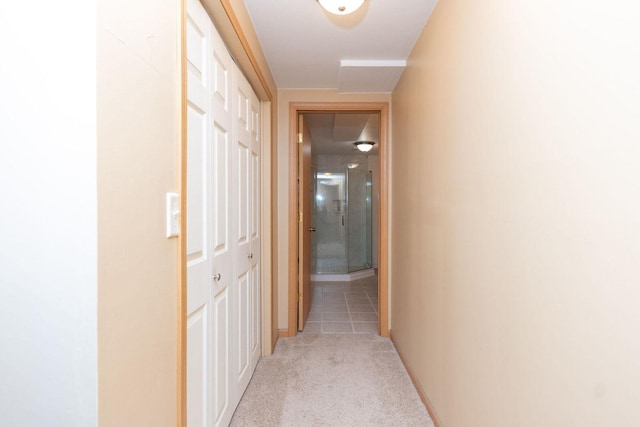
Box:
186;0;261;426
185;0;214;425
232;71;254;397
248;86;261;369
209;8;235;427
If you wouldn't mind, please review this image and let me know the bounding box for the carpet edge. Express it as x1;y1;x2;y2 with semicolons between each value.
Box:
390;329;443;427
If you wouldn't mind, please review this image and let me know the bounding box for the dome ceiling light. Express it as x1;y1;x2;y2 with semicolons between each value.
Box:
317;0;366;15
354;141;375;153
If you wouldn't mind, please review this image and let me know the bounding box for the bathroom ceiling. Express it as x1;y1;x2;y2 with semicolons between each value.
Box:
304;113;379;155
242;0;438;92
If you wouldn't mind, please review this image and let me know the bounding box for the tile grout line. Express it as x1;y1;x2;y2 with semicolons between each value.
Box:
365;286;375;313
344;288;356;333
364;279;379;331
320;286;324;328
321;284;327;333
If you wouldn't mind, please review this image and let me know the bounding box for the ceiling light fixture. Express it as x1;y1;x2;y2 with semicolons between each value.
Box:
317;0;365;15
354;141;375;152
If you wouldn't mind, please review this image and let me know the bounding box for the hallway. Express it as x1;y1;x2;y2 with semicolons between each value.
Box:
230;332;434;426
5;0;640;425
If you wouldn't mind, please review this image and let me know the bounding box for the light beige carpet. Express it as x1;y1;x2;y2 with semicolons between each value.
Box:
230;333;434;427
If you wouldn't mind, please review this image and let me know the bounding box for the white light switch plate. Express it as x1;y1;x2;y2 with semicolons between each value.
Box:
166;193;180;238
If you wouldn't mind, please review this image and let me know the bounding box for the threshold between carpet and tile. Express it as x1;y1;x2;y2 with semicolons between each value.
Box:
230;333;435;427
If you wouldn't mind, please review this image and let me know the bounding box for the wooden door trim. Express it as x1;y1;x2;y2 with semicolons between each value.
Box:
288;102;390;338
178;1;187;426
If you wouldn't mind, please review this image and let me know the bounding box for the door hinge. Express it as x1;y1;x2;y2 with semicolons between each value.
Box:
298;212;303;222
298;132;303;143
297;292;301;302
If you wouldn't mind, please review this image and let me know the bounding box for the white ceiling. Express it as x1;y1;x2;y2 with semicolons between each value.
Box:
304;113;379;155
243;0;438;92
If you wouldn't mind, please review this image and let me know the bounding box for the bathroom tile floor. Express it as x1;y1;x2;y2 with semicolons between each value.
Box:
302;274;378;334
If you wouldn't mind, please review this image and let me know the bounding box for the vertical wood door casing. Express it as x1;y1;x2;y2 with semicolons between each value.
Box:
288;102;390;338
180;1;188;424
186;0;261;425
297;115;312;330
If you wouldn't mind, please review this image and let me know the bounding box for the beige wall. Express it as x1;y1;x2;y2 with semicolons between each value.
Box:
391;0;640;426
276;90;391;329
97;0;181;424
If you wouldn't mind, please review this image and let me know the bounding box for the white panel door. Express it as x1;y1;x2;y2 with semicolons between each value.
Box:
248;93;261;369
186;0;212;425
209;12;235;427
232;72;253;398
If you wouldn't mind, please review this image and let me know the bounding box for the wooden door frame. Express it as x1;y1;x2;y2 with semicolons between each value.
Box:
288;102;390;338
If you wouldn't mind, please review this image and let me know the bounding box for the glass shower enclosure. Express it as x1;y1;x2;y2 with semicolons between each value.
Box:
311;167;372;274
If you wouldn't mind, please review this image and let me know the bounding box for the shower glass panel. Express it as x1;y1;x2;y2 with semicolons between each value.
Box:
346;168;372;271
312;167;372;275
365;170;373;269
312;171;347;274
310;166;318;274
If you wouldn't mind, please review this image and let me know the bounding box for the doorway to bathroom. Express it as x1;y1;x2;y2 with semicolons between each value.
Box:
307;114;378;280
287;102;390;338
